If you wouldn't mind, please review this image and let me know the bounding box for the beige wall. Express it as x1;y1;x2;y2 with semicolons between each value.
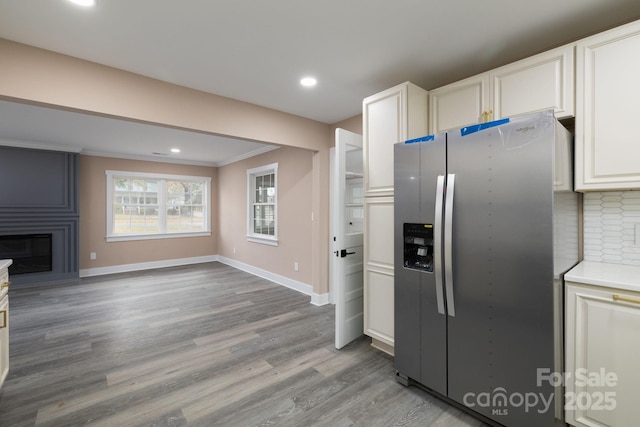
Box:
218;146;314;284
331;114;363;137
79;155;218;270
0;39;329;152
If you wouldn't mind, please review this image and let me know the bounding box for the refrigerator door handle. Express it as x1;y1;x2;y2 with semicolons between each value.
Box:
433;175;446;315
444;173;456;317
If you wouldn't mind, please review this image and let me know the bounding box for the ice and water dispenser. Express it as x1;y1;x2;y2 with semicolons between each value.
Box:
403;223;434;272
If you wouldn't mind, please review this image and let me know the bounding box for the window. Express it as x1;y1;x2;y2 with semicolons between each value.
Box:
247;163;278;245
106;171;211;242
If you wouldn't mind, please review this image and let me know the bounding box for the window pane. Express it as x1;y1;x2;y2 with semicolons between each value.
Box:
248;166;277;240
114;205;160;234
112;178;160;235
109;174;208;238
254;173;276;204
253;203;275;236
264;204;274;221
166;180;205;233
167;205;205;232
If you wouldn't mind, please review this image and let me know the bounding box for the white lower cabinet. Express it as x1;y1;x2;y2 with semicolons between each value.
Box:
363;196;395;354
565;282;640;427
0;260;10;390
364;268;394;351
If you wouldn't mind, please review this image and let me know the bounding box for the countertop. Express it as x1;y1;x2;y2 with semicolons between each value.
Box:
565;260;640;293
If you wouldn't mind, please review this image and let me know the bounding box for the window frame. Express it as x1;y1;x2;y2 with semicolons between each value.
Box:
106;170;211;242
246;163;279;246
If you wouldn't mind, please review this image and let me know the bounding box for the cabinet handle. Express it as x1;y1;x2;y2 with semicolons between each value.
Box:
1;281;10;289
480;110;494;123
0;310;6;329
612;294;640;305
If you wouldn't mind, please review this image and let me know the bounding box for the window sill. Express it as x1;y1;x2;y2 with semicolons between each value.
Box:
247;235;279;246
107;231;211;243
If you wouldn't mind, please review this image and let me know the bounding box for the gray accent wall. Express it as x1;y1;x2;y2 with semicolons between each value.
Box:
0;146;79;285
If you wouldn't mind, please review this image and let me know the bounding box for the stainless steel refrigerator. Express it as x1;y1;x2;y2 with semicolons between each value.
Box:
394;110;579;427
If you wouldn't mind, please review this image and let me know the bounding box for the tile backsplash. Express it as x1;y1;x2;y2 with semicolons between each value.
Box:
583;191;640;266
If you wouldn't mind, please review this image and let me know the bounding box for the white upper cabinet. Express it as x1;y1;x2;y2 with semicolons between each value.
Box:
492;44;574;120
363;82;428;197
575;19;640;191
429;43;575;134
429;75;489;134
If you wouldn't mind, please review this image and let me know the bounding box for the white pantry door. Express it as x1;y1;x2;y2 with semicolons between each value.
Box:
332;128;364;349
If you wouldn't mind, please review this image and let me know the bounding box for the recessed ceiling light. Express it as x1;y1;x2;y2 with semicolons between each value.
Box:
300;77;317;87
68;0;96;7
170;148;181;153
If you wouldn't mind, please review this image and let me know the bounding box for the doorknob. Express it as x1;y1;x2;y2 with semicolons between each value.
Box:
340;249;356;257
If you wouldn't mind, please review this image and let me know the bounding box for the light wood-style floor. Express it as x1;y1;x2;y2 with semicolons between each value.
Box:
0;262;488;427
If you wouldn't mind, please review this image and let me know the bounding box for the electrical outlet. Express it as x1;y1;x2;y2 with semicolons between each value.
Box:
294;262;299;272
90;252;96;260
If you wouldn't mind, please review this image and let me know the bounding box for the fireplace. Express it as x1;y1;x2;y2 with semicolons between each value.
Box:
0;147;79;284
0;234;52;275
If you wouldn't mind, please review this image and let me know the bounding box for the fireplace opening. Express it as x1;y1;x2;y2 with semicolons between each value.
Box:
0;233;53;275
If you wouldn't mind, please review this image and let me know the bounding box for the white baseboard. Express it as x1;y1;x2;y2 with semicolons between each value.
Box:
79;255;219;278
217;256;329;306
80;254;331;306
311;292;331;306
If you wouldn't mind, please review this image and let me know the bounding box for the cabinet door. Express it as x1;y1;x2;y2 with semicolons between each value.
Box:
362;83;427;354
575;20;640;191
0;266;7;301
492;44;574;120
565;284;640;427
429;74;489;134
0;293;8;390
363;197;394;350
363;82;427;197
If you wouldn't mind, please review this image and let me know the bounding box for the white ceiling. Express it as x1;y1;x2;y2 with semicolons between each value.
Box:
1;0;640;165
